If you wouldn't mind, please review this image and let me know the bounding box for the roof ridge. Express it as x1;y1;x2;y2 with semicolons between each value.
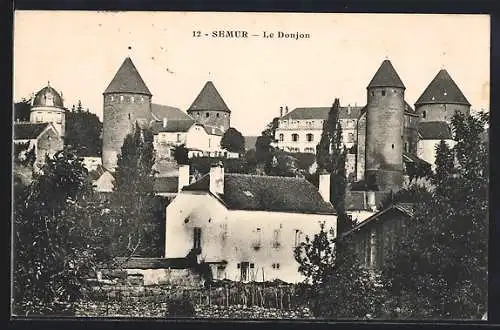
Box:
104;57;152;95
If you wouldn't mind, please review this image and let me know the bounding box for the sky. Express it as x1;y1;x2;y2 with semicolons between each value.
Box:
13;12;490;136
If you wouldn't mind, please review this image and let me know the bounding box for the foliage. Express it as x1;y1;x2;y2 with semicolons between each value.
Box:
294;223;385;319
65;101;103;157
12;149;111;316
112;124;164;257
14;98;32;122
379;176;434;210
405;161;432;181
13;142;36;167
264;150;301;177
189;156;251;175
166;295;195;317
172;144;190;165
255;117;279;163
381;112;489;319
315;98;351;234
220;127;245;154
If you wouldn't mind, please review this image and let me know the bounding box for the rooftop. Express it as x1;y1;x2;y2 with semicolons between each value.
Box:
104;57;152;96
367;59;405;89
187;81;231;113
151;104;193;121
13;122;51;140
280;105;364;121
415;69;470;106
183;173;335;215
418;121;453;140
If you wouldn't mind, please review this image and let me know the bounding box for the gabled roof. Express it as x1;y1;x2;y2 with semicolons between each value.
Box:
13;122;51;140
403;153;431;165
182;173;336;215
153;176;179;194
418;121;452;140
88;164;107;181
151;104;193;121
151;119;195;134
280;106;364;121
104;57;152;96
187;81;231;113
415;69;470;106
367;59;405;89
200;124;224;136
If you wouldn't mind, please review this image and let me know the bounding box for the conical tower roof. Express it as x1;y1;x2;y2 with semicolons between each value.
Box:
187;81;231;113
415;69;470;106
367;59;405;89
104;57;152;96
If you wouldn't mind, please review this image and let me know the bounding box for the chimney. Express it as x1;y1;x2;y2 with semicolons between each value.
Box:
178;164;190;193
285;106;289;114
280;106;283;117
318;169;331;203
367;191;377;212
209;161;224;195
163;117;168;128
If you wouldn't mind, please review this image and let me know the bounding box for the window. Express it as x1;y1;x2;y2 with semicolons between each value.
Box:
216;113;220;118
371;91;374;96
347;133;354;143
252;228;262;249
131;96;135;103
177;133;181;142
120;95;124;102
306;133;314;142
208;138;211;148
240;262;249;281
404;142;408;152
110;95;114;101
193;227;201;251
422;111;426;119
272;229;280;248
294;229;303;247
272;263;280;269
391;144;394;149
292;134;299;142
381;90;386;96
279;133;284;142
206;113;210;118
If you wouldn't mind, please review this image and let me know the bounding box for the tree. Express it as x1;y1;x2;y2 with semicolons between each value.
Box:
381;112;489;319
12;149;111;316
65;103;103;157
14;98;32;122
112;123;163;257
294;224;385;319
264;150;300;177
172;144;190;165
255;117;279;164
220;127;245;153
316;98;351;234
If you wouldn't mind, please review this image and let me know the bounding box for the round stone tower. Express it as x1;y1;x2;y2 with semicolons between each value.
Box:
102;57;152;171
365;59;406;191
30;82;66;138
414;69;471;124
187;81;231;133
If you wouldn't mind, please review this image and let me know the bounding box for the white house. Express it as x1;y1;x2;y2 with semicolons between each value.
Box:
165;163;337;283
417;121;456;169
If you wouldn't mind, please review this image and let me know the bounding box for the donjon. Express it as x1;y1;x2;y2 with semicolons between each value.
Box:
102;57;153;171
187;81;231;133
364;59;405;191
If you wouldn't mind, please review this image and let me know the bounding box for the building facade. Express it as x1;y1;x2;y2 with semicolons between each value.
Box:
165;164;337;283
29;83;66;138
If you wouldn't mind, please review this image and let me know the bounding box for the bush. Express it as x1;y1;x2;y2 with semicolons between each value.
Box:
166;294;195;317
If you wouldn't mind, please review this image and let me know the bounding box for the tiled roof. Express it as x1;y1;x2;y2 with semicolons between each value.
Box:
367;59;405;89
415;69;470;106
187;81;231;113
183;173;336;215
33;84;64;108
244;136;259;150
280;106;364;121
104;57;152;95
151;104;193;121
418;121;452;140
153;176;179;193
351;203;414;232
13;122;50;140
151;119;195;134
403;153;430;165
201;124;224;136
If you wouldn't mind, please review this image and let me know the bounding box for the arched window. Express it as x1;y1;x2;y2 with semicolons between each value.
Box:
216;113;220;118
292;133;299;142
306;133;314;142
279;133;284;142
206;112;210;118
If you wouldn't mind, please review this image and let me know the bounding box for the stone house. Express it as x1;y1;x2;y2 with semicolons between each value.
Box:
164;163;337;283
13;122;64;170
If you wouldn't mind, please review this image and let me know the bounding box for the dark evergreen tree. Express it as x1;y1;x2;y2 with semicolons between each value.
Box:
14;98;32;122
432;140;455;187
112;123;163;257
220;127;245;153
172;144;190;165
381;112;489;319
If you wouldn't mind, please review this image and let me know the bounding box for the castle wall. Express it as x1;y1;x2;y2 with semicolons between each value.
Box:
415;103;470;124
365;87;404;191
102;93;152;171
188;110;230;133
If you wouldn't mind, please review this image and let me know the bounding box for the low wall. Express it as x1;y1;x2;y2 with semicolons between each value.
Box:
195;305;313;319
